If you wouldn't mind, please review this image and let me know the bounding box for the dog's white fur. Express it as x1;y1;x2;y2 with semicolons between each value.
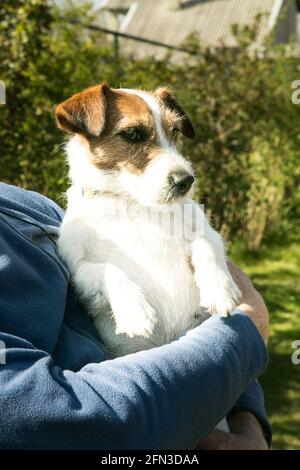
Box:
57;87;243;433
58;88;241;360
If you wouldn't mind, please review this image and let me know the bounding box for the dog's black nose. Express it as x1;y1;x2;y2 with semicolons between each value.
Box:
169;172;194;195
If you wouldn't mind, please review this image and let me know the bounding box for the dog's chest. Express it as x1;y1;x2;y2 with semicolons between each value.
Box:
90;205;200;321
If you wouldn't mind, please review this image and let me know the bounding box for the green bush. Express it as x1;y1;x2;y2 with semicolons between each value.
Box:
0;1;299;250
175;26;300;249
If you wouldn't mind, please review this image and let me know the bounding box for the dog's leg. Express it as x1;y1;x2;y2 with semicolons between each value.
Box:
74;261;157;338
191;218;241;316
58;218;157;338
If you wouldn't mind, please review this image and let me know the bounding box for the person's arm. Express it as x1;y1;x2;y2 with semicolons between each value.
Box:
196;411;269;450
0;311;267;450
196;381;271;450
0;185;269;450
228;261;269;344
197;262;272;450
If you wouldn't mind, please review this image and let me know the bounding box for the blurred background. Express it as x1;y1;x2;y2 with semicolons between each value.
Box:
0;0;299;449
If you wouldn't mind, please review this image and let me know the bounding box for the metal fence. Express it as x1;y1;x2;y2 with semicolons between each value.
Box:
65;18;195;59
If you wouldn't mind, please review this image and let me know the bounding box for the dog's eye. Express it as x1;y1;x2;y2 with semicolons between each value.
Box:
119;127;147;144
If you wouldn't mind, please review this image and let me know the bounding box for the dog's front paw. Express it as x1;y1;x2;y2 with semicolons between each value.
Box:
111;283;157;338
200;274;241;317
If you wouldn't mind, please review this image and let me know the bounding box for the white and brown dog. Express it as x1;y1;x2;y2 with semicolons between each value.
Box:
56;83;241;359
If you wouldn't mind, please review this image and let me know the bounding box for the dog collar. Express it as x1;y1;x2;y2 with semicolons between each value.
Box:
80;188;121;199
81;188;102;198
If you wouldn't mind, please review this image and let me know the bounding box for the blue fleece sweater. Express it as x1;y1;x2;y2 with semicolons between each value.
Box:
0;183;271;449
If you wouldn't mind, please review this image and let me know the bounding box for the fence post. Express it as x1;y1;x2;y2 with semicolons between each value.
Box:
114;33;119;60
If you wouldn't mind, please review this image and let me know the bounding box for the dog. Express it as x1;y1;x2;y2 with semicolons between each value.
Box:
56;83;241;361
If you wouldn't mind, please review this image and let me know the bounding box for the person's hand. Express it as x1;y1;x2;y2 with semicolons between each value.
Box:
196;264;270;450
227;261;269;344
196;411;269;450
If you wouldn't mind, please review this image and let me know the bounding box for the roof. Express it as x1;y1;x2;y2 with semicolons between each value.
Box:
104;0;283;60
106;0;133;11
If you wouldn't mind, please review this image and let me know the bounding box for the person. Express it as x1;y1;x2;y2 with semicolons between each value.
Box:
0;182;271;450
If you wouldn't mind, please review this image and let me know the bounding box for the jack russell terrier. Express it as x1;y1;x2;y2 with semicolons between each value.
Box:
55;83;241;360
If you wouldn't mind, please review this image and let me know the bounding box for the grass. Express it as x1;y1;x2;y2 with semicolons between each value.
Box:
231;232;300;450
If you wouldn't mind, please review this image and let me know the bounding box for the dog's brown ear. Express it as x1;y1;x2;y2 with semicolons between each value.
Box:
155;87;195;139
55;83;110;137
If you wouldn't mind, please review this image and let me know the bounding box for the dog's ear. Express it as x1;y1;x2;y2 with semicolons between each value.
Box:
155;87;195;139
55;83;110;137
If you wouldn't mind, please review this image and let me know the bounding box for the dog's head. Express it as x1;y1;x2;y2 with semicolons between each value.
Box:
55;83;195;206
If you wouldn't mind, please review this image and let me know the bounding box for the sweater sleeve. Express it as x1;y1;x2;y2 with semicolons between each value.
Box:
229;380;272;447
0;311;268;450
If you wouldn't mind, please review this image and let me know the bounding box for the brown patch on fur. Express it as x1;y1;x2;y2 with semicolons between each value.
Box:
187;255;195;273
55;83;109;137
160;106;183;143
154;87;195;139
88;88;164;174
55;83;194;175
